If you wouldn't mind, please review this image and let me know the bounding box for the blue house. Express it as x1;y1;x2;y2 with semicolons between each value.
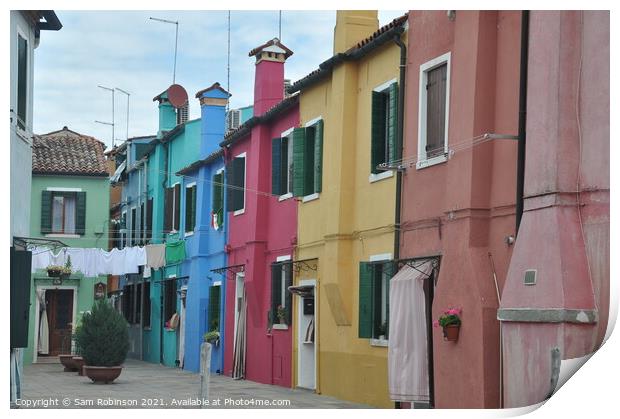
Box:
176;83;230;373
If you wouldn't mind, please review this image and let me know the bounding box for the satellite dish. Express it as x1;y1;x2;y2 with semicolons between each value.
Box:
167;84;188;108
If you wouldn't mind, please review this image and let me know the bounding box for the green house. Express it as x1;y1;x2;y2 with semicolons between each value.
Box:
25;127;110;364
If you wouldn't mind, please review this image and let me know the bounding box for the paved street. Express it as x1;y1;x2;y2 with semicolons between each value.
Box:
17;359;370;409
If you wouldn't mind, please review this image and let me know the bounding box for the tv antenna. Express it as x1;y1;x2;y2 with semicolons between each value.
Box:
149;17;179;84
115;88;130;141
95;85;115;147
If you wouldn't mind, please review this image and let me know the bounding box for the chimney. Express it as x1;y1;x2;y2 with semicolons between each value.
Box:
153;90;177;137
248;38;293;116
333;10;379;54
195;82;230;159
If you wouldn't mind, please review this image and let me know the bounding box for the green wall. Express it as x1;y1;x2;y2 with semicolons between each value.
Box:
26;174;110;364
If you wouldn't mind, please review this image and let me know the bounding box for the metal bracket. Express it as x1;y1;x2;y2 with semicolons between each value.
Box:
13;236;68;251
281;258;318;274
210;264;245;277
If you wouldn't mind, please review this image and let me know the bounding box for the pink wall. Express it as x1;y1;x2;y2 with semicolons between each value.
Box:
501;11;609;408
222;104;299;387
401;11;521;408
253;60;285;116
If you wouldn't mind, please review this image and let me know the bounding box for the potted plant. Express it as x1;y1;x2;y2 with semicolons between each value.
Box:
75;300;129;384
203;330;220;346
47;256;72;279
276;305;287;325
434;307;462;342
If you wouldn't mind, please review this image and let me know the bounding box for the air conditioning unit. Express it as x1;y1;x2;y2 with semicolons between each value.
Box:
226;109;241;132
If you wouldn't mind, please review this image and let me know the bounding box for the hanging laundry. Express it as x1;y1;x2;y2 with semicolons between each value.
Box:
30;248;52;273
144;244;166;274
165;240;186;265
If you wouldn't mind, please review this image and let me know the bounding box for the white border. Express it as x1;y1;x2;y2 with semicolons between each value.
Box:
276;255;292;262
32;284;78;364
302;192;320;203
296;278;317;390
369;170;394;183
369;253;392;262
373;78;398;93
46;187;82;192
417;51;451;170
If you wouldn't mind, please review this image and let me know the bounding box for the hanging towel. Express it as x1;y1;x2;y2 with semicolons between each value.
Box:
31;248;52;273
145;244;166;270
49;248;67;267
165;240;186;265
388;262;433;403
122;247;141;275
37;290;49;355
66;248;85;276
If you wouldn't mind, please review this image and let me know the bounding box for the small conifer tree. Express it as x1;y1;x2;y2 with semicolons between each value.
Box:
75;299;129;367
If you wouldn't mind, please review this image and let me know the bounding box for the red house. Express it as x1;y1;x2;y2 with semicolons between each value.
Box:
219;38;299;387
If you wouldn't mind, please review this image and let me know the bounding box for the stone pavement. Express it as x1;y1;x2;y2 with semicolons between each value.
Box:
17;359;371;409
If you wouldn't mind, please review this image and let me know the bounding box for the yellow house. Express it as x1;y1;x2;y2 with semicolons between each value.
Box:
286;11;408;408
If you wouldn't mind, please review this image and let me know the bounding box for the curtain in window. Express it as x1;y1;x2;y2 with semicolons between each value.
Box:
64;195;76;234
52;196;63;232
232;289;247;380
37;290;49;355
388;262;433;402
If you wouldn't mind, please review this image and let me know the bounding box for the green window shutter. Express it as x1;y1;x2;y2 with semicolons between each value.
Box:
284;262;293;324
358;262;374;338
225;161;236;212
271;263;283;321
173;184;181;231
191;186;197;231
292;127;306;197
208;285;221;330
371;91;387;174
313;120;324;193
213;172;224;228
185;186;195;233
271;138;282;196
40;190;52;234
164;187;172;233
75;192;86;235
231;157;245;211
388;82;399;162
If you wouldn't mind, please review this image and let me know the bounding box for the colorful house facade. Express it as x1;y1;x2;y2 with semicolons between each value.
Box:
26;127;110;365
176;83;231;374
220;38;299;387
398;11;522;408
287;12;407;407
499;10;609;408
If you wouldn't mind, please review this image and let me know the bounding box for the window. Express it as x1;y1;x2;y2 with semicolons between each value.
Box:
185;183;197;233
271;129;296;197
226;154;246;214
145;198;153;242
130;207;137;246
122;284;133;323
164;184;181;232
212;170;225;230
289;119;323;198
208;285;221;331
16;33;28;130
143;281;151;328
370;81;398;174
120;211;127;249
417;52;451;169
41;190;86;235
164;279;177;324
135;282;142;324
271;262;293;325
358;259;396;340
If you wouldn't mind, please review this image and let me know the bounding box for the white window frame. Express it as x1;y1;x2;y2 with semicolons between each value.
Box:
233;152;247;216
369;253;392;347
417;51;451;170
14;23;33;140
368;80;396;183
302;116;324;201
184;181;196;236
279;127;295;201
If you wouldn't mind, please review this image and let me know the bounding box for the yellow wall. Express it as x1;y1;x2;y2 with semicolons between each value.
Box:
293;35;406;408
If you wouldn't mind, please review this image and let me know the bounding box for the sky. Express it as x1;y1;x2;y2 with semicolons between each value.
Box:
33;10;405;149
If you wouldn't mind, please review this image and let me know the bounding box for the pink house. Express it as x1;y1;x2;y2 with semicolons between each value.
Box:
399;11;522;408
219;38;299;387
499;11;609;407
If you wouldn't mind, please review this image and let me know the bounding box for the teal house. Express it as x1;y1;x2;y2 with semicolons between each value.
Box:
26;127;110;364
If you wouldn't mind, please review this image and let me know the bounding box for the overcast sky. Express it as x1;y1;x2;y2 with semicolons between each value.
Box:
33;10;405;149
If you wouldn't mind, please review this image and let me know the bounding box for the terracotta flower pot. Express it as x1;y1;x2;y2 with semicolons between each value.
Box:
83;365;123;384
72;356;85;376
59;354;77;372
442;324;460;342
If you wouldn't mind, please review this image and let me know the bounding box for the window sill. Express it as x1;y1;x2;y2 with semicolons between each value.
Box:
369;170;394;183
272;324;289;330
184;231;194;237
278;193;293;202
233;208;245;216
416;154;448;170
45;233;80;238
370;338;388;347
302;193;319;203
143;327;152;331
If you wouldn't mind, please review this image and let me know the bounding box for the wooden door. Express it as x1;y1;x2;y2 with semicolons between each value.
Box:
47;289;74;355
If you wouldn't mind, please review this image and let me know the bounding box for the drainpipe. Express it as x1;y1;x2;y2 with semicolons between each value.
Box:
515;11;529;234
393;34;406;261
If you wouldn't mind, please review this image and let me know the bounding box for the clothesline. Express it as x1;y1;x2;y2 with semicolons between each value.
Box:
31;241;186;278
